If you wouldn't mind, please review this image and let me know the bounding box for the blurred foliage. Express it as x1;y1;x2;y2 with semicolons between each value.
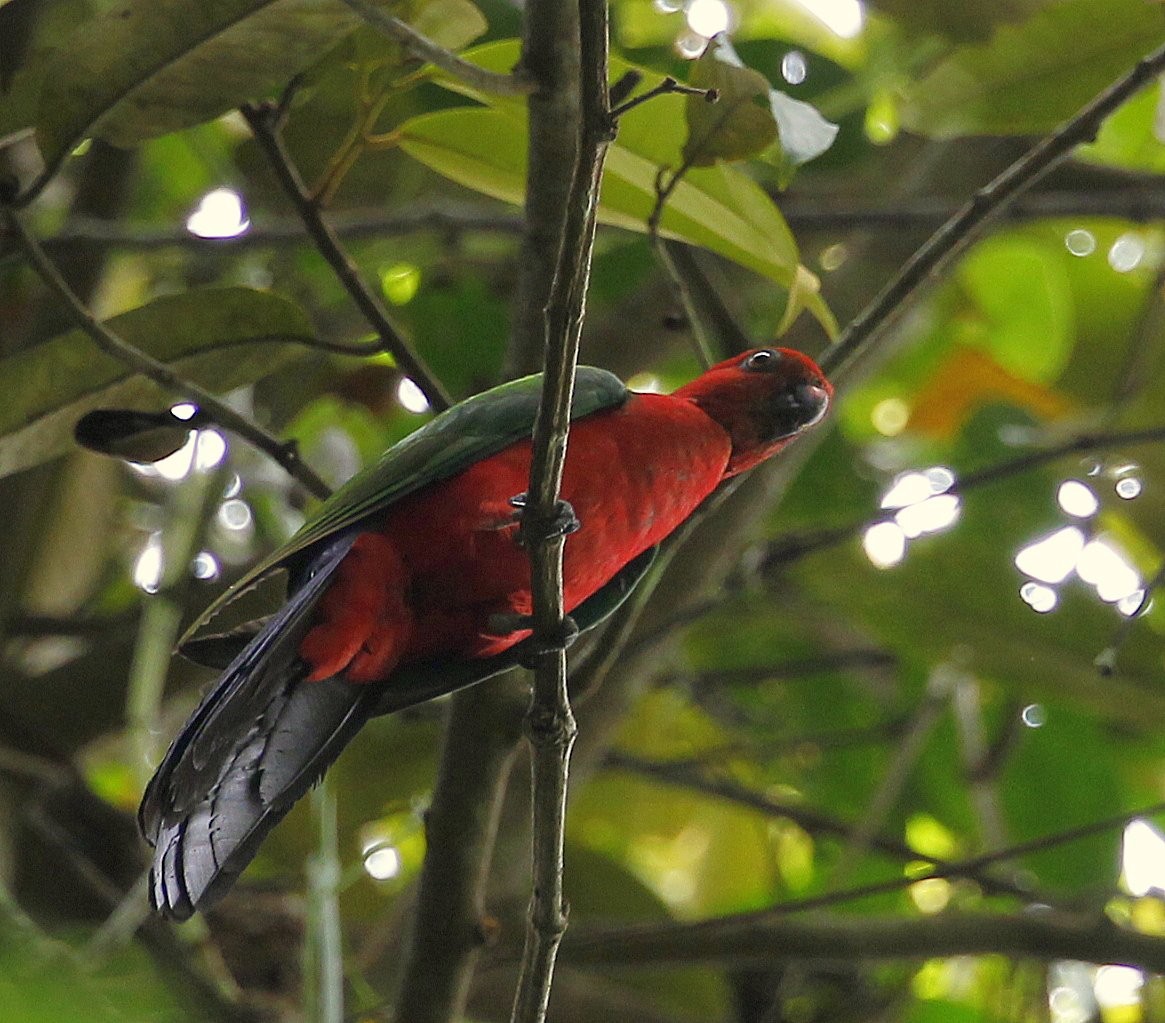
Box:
3;0;1165;1021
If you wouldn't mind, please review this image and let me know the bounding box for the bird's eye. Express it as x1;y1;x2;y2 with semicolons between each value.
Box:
743;349;778;371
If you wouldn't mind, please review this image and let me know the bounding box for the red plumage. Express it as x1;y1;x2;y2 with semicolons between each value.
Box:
298;347;831;683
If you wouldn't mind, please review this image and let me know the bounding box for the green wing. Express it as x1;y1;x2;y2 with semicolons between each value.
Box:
181;367;628;645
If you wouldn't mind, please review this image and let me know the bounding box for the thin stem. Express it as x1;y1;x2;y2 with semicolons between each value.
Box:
822;39;1165;381
306;780;344;1023
2;205;331;500
0;205;525;257
562;908;1165;974
759;422;1165;572
336;0;534;97
604;751;1041;903
609;76;715;119
826;665;951;888
240;102;452;413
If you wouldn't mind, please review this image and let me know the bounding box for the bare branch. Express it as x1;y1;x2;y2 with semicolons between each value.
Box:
1;204;332;500
511;0;613;1019
822;39;1165;381
240;101;452;412
393;680;527;1023
336;0;534;97
563;908;1165;974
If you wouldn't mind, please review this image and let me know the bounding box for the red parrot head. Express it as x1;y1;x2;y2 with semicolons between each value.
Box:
672;347;833;477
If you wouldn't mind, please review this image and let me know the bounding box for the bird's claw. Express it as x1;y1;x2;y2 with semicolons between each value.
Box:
487;612;580;663
509;493;581;547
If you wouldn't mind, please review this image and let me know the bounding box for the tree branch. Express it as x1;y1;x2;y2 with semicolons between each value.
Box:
822;39;1165;381
0;204;525;258
759;421;1165;573
240;101;452;412
393;680;528;1023
1;205;332;500
511;0;613;1020
604;751;1042;903
563;909;1165;974
336;0;534;97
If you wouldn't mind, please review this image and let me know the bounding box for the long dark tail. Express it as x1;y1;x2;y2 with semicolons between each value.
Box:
138;535;388;920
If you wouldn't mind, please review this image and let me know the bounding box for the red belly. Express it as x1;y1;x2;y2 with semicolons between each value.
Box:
300;394;731;681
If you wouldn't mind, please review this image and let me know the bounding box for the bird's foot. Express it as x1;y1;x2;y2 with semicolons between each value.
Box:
509;493;581;548
487;612;580;663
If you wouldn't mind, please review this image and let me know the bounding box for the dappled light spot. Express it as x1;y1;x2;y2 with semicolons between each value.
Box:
1117;590;1148;617
686;0;732;38
1108;232;1145;273
1020;703;1046;727
1076;538;1141;603
363;844;402;881
1122;819;1165;897
1014;526;1084;585
895;494;960;538
1056;479;1098;518
819;242;848;272
397;378;431;414
781;50;808;85
870;397;909;436
909;877;950;914
133;533;164;594
186;187;250;239
1019;582;1057;614
1064;229;1096;257
218;498;253;533
192;551;220;581
1116;475;1143;500
863;521;905;568
1093;965;1143;1011
675;31;706;58
793;0;864;39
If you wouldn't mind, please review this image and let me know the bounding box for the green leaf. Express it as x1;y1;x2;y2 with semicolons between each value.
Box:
0;0;93;144
684;36;778;166
957;234;1075;383
898;0;1165;137
33;0;485;180
0;287;314;479
399;107;806;286
408;40;835;336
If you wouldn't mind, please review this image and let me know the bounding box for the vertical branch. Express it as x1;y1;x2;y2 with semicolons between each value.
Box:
305;780;344;1023
392;681;528;1023
511;1;613;1021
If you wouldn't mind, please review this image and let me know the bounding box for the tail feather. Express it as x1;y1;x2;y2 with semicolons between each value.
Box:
140;534;377;919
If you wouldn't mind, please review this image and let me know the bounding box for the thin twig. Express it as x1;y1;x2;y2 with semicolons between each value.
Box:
822;39;1165;381
604;751;1042;903
511;0;613;1020
336;0;534;97
562;907;1165;974
2;205;332;500
15;187;1165;259
759;421;1165;573
609;76;715;119
240;102;452;413
827;665;952;889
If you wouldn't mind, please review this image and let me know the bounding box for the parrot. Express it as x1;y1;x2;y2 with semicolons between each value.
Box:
138;347;832;919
